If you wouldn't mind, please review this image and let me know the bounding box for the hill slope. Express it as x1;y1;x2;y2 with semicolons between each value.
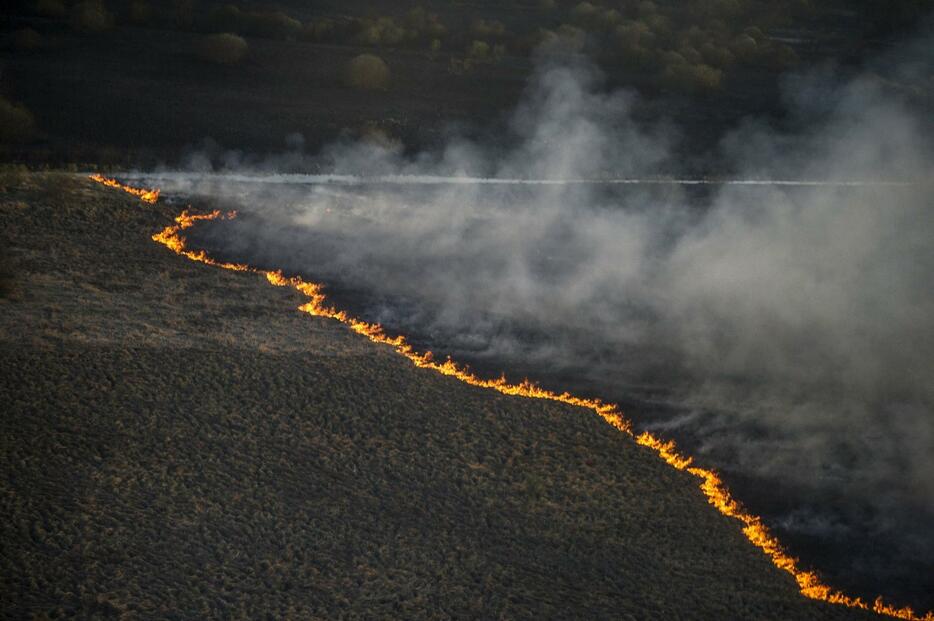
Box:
0;172;875;619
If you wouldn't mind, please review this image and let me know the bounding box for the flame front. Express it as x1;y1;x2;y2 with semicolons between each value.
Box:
89;173;160;203
90;173;934;621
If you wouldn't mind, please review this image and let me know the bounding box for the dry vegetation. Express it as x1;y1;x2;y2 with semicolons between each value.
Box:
343;54;391;91
12;0;911;93
0;172;881;619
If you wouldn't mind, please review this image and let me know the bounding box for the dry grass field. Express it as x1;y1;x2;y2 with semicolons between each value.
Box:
0;172;879;619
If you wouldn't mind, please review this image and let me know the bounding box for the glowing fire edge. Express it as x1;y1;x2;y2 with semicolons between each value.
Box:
91;174;932;621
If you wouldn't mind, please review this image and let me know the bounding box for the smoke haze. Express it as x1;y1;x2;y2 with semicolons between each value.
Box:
135;35;933;606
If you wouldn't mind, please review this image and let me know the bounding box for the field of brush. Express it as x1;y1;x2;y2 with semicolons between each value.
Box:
0;172;881;618
2;0;904;171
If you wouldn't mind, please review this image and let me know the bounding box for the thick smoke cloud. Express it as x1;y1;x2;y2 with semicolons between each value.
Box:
138;34;933;602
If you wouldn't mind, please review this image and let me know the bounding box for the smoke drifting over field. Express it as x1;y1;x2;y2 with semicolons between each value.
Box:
136;35;933;605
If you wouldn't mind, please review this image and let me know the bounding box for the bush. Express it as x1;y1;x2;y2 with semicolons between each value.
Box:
343;54;390;91
464;40;505;64
0;97;36;144
615;20;654;50
197;33;248;65
731;33;757;60
660;61;722;93
571;2;599;24
471;19;505;40
699;41;734;67
404;7;446;40
764;42;799;69
353;17;410;47
537;24;587;54
70;0;114;33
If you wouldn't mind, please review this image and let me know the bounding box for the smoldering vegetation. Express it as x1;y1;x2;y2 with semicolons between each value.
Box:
136;33;933;608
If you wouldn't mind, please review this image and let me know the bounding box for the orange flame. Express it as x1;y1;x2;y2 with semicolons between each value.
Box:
88;173;160;203
90;174;934;621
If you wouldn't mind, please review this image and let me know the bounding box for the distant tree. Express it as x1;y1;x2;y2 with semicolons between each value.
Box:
537;24;587;54
197;33;248;65
730;33;758;61
571;2;600;28
660;60;723;93
699;41;735;68
405;7;446;40
343;54;391;91
471;18;506;40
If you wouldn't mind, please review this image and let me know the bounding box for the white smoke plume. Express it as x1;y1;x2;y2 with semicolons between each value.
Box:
129;33;934;604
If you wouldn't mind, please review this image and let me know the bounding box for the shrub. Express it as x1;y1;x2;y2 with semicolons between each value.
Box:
471;19;506;40
537;24;587;54
615;20;654;50
467;40;491;61
765;42;799;69
699;41;734;67
70;0;114;33
197;33;248;65
405;7;446;40
660;61;722;93
343;54;390;91
730;33;757;60
353;17;410;47
0;97;36;144
571;2;599;24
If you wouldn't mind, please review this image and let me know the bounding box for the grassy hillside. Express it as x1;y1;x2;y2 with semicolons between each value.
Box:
0;172;878;619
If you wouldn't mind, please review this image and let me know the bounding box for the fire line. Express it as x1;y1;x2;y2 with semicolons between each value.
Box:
91;173;933;621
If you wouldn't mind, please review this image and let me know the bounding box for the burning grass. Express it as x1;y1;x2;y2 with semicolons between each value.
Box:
89;174;932;621
0;171;899;618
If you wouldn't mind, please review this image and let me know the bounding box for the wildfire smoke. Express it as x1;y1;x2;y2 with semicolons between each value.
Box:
90;173;934;621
